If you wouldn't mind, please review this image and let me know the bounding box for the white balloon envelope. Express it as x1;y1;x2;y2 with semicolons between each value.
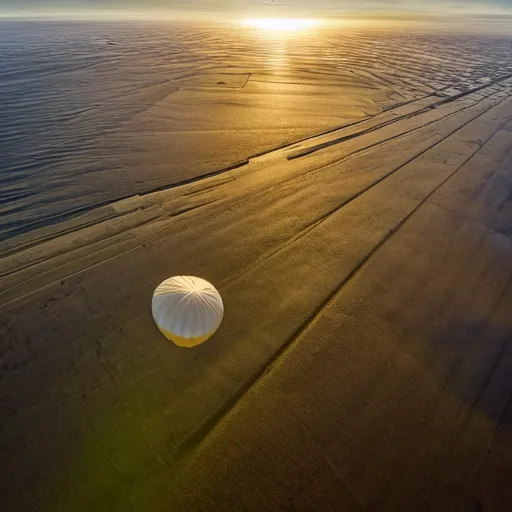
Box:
152;275;224;347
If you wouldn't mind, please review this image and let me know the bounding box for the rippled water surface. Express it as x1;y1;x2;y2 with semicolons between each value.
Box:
1;20;512;239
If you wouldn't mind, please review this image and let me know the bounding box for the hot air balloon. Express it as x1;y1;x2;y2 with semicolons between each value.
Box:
152;276;224;347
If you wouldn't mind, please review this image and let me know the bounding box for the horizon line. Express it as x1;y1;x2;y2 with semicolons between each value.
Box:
1;9;512;21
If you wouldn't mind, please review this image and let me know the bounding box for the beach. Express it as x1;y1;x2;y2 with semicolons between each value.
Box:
1;19;512;512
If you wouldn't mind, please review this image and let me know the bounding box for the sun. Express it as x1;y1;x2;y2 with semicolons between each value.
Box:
240;18;319;32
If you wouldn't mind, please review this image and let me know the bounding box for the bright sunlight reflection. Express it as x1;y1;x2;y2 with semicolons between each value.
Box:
241;18;319;32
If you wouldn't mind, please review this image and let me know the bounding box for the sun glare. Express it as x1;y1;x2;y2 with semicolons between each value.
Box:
241;18;319;32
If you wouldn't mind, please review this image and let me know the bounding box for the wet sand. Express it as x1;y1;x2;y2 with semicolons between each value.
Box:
2;72;512;511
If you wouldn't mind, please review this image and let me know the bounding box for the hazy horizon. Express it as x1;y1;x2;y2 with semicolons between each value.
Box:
1;0;512;21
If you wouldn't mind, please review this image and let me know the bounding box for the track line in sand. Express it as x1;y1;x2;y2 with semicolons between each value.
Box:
288;78;512;160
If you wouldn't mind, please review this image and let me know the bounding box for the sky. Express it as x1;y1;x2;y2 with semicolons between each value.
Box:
0;0;511;19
